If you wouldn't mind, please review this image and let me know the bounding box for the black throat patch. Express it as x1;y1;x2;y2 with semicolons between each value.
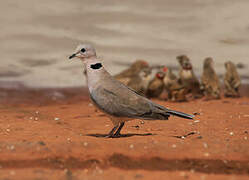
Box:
90;63;102;70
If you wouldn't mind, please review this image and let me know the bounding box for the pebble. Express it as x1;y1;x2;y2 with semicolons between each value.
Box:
172;144;176;148
140;121;145;124
129;144;134;149
194;120;200;123
6;129;10;132
54;117;60;121
203;143;208;148
83;142;88;147
230;132;234;136
244;137;248;140
10;145;15;150
34;117;38;121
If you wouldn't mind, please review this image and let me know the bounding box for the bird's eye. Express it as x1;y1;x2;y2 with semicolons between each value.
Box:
81;48;86;53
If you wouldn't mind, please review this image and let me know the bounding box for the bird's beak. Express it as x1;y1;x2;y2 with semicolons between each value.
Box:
69;53;76;59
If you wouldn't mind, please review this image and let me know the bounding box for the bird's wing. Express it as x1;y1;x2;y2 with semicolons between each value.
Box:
90;77;193;120
90;80;156;119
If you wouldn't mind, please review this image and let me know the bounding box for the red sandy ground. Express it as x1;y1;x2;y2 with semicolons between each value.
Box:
0;87;248;180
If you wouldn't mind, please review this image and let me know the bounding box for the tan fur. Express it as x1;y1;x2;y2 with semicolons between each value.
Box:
224;61;241;97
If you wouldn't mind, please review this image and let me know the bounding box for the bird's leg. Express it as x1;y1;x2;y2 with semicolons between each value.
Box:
106;125;119;138
113;122;125;137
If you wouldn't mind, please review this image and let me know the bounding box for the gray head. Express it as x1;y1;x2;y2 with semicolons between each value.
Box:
69;44;96;60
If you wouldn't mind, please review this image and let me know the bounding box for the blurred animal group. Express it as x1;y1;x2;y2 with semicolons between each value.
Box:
114;55;241;101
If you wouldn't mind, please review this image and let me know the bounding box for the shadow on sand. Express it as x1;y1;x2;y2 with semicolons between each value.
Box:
86;133;154;138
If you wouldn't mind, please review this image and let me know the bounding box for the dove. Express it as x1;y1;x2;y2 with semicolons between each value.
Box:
69;44;194;138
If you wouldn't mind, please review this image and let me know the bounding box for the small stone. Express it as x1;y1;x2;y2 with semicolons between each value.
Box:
203;143;208;148
194;120;200;123
35;111;39;114
54;117;60;121
83;142;88;147
244;137;248;140
10;145;15;150
34;117;38;121
172;144;176;148
29;117;33;120
140;120;145;124
230;132;234;136
129;144;134;149
6;129;10;132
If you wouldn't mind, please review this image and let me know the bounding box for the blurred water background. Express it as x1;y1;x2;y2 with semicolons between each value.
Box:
1;0;249;88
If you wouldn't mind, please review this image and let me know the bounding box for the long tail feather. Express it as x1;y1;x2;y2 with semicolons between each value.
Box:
167;110;194;119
